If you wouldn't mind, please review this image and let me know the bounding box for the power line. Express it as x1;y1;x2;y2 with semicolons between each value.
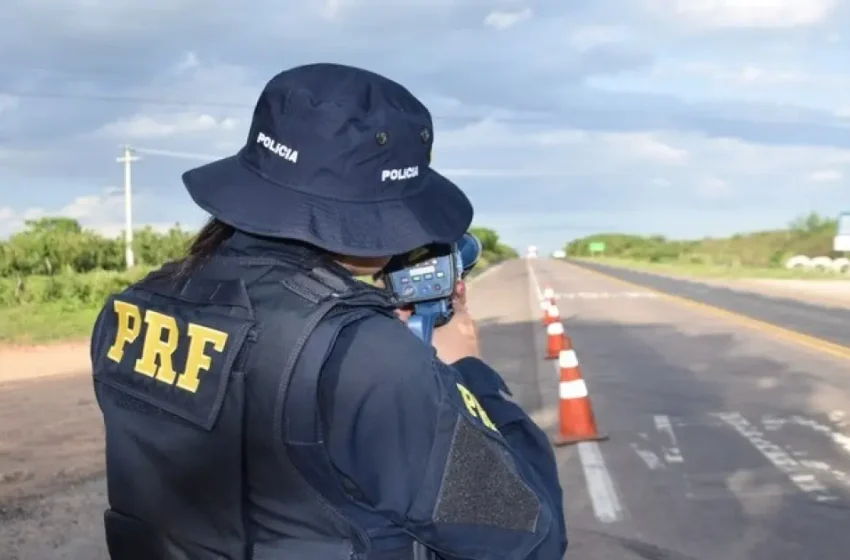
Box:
0;89;555;124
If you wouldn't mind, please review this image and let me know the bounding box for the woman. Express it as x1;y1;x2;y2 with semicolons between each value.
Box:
89;62;567;560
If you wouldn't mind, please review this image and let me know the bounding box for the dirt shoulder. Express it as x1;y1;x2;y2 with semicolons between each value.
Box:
0;340;91;383
0;340;101;507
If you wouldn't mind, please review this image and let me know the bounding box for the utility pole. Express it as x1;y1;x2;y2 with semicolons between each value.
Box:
116;145;140;269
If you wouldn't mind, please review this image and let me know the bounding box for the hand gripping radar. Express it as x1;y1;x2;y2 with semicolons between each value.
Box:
381;233;482;344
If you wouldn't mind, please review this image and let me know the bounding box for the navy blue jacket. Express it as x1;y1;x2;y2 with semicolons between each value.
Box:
317;274;567;559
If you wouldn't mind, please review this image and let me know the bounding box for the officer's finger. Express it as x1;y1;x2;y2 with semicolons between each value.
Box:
395;308;413;323
452;282;468;314
455;281;467;304
454;280;468;306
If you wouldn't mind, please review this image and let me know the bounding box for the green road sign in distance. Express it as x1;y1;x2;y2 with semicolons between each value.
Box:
588;241;605;253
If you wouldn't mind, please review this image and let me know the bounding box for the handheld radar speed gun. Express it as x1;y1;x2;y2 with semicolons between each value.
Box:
381;233;482;344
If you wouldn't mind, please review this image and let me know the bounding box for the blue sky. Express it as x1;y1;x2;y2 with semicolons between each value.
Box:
1;0;849;254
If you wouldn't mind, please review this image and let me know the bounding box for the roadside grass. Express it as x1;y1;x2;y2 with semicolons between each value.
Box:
574;256;848;280
0;262;495;345
0;303;101;345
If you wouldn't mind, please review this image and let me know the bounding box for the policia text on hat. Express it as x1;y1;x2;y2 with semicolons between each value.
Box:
88;63;568;560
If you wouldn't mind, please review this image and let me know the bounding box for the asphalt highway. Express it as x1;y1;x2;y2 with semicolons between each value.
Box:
508;258;850;560
4;258;850;559
570;259;850;350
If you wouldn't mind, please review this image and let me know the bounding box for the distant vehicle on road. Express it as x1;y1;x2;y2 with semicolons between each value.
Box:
552;249;566;259
527;245;538;259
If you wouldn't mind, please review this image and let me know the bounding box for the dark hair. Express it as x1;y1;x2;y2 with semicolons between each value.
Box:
175;218;235;277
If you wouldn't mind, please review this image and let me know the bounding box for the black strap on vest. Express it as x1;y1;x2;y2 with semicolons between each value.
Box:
277;267;443;559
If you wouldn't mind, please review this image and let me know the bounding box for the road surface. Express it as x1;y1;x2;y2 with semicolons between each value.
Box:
3;258;850;558
521;258;850;559
570;259;850;351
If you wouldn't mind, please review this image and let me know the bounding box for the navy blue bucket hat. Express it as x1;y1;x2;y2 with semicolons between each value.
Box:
182;62;473;257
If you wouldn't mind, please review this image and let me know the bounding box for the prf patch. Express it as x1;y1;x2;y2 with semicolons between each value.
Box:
456;383;498;433
106;300;228;393
96;297;251;430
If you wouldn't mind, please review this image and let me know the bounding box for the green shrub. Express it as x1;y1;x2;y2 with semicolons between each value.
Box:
0;219;515;310
0;268;153;306
566;212;842;268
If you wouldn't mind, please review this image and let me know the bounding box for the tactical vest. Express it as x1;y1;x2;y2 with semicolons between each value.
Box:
91;249;432;559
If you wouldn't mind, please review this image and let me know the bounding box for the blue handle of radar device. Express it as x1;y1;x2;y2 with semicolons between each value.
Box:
407;237;478;345
408;240;475;560
408;301;447;344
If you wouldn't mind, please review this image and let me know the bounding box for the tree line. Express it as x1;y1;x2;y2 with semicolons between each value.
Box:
0;218;517;306
565;212;840;267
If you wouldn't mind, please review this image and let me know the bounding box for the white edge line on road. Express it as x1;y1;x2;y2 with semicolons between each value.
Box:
524;258;626;524
525;258;544;301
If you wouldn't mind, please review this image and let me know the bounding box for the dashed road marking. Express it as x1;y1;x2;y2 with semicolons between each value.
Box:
556;291;658;300
713;412;838;502
527;261;626;525
653;414;684;464
629;411;850;504
630;441;665;470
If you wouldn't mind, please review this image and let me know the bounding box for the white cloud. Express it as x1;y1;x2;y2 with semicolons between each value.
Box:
483;8;532;30
694;176;730;199
0;93;18;114
568;25;633;50
0;190;178;239
681;63;815;85
171;51;200;74
648;0;836;28
607;133;689;164
95;112;241;139
806;169;843;183
0;205;46;238
735;65;807;85
320;0;349;19
439;119;689;167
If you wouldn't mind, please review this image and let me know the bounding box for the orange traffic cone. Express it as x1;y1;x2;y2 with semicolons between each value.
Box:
552;344;607;446
542;302;560;326
545;321;565;360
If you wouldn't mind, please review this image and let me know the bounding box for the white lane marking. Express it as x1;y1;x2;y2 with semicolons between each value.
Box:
828;410;847;428
526;260;543;301
653;415;684;464
760;414;789;432
790;415;850;458
713;412;838;502
525;259;626;524
577;441;625;523
630;442;664;471
556;291;658;300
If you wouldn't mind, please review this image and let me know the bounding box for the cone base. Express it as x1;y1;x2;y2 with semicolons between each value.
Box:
551;433;609;447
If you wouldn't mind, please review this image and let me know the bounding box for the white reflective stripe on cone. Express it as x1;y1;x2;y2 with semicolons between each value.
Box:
547;322;564;335
560;379;588;399
558;349;578;368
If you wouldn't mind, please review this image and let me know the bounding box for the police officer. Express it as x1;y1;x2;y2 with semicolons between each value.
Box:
89;62;567;559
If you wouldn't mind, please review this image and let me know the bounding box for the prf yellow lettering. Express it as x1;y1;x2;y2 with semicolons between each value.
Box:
106;300;142;363
134;310;179;382
177;324;228;393
455;383;498;432
105;300;229;394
